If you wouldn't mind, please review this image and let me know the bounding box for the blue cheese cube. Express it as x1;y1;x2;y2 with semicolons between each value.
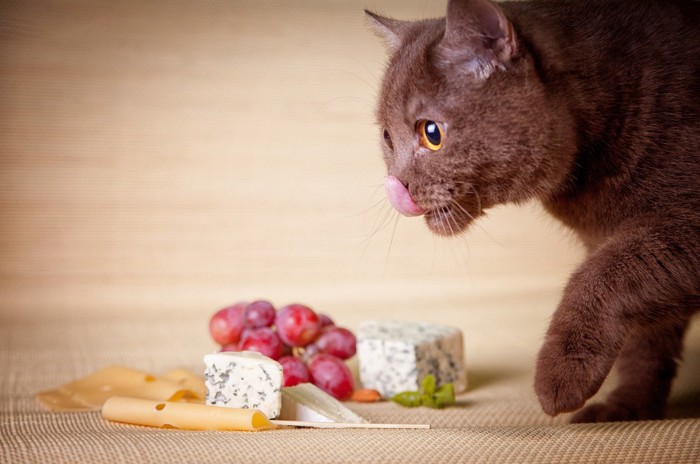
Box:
203;351;282;419
357;320;467;398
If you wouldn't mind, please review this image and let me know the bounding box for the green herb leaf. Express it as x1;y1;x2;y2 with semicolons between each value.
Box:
421;392;436;408
434;383;455;408
421;374;436;397
391;391;423;407
391;375;457;409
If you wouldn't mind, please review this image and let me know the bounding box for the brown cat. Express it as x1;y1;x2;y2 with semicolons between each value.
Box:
367;0;699;422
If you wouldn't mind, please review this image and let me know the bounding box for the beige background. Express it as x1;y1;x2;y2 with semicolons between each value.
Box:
1;1;698;462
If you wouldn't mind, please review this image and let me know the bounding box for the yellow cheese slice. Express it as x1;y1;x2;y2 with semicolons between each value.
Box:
102;396;274;431
160;368;207;400
35;389;93;412
35;365;200;411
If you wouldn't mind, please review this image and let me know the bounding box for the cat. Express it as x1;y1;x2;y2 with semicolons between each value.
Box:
367;0;699;422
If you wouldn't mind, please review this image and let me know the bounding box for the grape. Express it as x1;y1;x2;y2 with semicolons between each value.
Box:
315;326;356;360
318;313;335;327
275;304;322;347
209;302;247;345
244;300;276;328
278;355;310;387
308;353;354;400
281;342;293;357
298;343;321;363
239;327;283;360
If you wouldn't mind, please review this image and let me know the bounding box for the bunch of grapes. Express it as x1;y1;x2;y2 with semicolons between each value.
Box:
209;300;357;400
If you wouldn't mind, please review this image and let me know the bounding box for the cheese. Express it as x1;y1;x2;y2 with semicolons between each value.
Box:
203;351;283;419
160;368;207;400
357;320;467;398
102;396;274;431
36;365;200;412
279;383;367;423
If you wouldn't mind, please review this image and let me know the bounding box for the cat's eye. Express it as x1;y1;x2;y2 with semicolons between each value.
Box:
417;120;444;151
383;129;393;149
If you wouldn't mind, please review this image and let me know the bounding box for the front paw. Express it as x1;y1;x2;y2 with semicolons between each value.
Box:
535;337;615;416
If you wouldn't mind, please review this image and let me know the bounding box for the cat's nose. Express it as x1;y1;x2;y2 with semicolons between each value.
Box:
384;175;425;217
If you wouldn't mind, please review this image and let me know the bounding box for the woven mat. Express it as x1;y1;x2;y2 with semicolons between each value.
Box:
1;0;700;462
2;314;699;463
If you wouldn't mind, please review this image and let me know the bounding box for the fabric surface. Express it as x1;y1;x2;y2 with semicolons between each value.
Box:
1;0;699;462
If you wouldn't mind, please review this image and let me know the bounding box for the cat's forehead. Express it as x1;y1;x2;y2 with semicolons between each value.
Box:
377;18;446;126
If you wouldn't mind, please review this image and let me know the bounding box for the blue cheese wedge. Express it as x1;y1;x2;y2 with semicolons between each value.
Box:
357;320;467;398
279;383;367;423
203;351;282;419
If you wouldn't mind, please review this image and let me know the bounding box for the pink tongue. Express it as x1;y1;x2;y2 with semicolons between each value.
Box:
384;175;425;217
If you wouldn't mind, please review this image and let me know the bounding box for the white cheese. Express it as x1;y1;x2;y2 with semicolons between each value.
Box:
357;320;467;398
203;351;282;419
279;383;367;423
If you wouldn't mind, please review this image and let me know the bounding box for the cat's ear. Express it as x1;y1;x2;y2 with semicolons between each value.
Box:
365;10;409;51
436;0;517;78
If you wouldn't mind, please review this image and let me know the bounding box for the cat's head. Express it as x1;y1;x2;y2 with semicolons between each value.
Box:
368;0;575;236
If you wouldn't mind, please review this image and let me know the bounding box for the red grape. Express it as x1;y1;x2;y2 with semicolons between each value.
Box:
209;302;247;345
244;300;276;328
278;355;310;387
318;313;335;327
308;353;354;400
315;326;356;360
239;327;283;360
298;343;321;363
281;342;293;357
275;304;322;347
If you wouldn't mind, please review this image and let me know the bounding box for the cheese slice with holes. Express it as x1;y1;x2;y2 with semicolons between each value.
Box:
102;396;274;431
35;365;202;412
279;383;367;423
160;368;207;400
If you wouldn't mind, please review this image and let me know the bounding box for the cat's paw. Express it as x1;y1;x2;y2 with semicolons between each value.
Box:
570;399;664;423
534;337;615;416
570;402;650;423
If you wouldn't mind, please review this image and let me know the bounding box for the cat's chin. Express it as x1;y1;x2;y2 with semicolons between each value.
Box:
424;206;473;237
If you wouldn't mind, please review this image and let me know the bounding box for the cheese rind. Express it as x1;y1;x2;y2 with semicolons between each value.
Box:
203;351;283;419
357;320;467;398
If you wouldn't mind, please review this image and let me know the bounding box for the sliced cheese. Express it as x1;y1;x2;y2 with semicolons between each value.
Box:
279;383;367;423
102;396;274;431
160;368;207;400
36;389;93;412
35;365;201;412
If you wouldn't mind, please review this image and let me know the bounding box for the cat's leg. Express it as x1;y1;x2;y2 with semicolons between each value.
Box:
570;317;689;423
534;217;698;417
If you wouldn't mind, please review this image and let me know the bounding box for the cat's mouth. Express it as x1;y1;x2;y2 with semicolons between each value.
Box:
384;175;477;236
424;204;473;236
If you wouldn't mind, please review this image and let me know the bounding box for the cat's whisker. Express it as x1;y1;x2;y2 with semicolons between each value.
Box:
443;210;472;277
383;212;400;279
326;68;379;96
363;202;395;243
352;196;389;218
339;53;381;83
449;198;502;247
322;96;376;111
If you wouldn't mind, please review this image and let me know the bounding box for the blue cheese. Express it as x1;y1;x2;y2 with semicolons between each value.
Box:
203;351;282;419
357;320;467;398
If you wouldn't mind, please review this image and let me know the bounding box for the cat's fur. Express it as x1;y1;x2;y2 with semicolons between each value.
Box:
368;0;699;422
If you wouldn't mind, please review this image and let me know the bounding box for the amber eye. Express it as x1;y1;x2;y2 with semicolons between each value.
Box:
418;120;444;151
383;129;393;149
